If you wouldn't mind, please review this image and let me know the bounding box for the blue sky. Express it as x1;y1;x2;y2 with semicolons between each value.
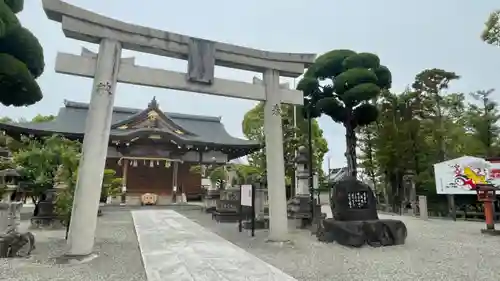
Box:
4;0;500;171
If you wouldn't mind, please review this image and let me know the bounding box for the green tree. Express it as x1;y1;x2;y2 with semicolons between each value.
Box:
55;166;122;221
0;0;45;106
465;89;500;157
189;163;262;186
231;164;262;184
13;135;80;214
242;102;328;185
360;71;491;214
31;114;55;123
298;49;392;178
412;68;460;163
481;10;500;46
189;164;227;185
357;122;378;188
0;114;58;153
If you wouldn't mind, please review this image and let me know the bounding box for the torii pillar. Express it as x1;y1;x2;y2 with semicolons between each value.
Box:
43;0;315;257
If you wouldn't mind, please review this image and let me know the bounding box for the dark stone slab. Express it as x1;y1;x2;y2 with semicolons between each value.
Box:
330;177;378;221
242;218;268;230
212;211;240;223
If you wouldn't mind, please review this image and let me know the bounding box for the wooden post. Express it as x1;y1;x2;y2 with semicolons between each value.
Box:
121;159;129;204
171;162;178;203
174;162;181;202
484;201;495;230
449;194;456;221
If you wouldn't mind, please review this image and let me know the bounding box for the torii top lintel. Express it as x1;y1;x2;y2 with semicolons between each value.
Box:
42;0;316;78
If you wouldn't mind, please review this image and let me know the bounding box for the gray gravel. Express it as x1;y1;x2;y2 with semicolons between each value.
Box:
3;205;500;281
0;211;146;281
178;207;500;281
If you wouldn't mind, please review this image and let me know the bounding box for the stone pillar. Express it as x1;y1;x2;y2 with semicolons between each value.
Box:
419;195;428;220
66;39;122;257
410;179;417;216
263;69;288;241
296;163;309;196
0;202;22;233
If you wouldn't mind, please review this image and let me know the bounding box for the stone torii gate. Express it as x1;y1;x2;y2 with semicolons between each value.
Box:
43;0;315;257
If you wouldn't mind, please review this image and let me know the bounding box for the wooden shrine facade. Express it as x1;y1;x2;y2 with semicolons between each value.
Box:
0;98;260;204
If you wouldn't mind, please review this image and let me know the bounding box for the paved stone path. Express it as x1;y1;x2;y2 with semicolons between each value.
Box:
132;209;297;281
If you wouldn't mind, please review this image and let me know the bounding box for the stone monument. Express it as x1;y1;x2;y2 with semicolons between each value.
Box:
42;0;315;257
317;177;408;247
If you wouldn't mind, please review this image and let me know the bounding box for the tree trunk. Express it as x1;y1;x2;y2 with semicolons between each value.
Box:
366;134;377;190
344;122;358;178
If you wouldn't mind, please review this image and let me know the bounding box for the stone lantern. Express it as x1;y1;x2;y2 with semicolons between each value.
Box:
203;157;220;213
402;170;416;216
295;146;310;196
0;169;21;203
287;146;319;228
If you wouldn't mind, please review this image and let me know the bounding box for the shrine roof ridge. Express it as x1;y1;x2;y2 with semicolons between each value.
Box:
63;100;222;123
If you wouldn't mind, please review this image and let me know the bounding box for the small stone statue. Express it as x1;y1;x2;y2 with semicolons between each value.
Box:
0;202;36;258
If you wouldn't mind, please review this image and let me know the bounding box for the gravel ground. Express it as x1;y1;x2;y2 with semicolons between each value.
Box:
178;207;500;281
3;205;500;281
0;211;146;281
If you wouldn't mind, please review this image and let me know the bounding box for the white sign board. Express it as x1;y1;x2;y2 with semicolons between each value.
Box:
434;156;492;195
240;184;253;206
201;178;211;187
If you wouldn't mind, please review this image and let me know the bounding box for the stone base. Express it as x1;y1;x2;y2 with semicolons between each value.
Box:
205;206;216;213
212;211;240;223
0;231;35;258
480;228;500;235
30;218;65;230
242;218;269;230
317;218;408;247
54;253;99;265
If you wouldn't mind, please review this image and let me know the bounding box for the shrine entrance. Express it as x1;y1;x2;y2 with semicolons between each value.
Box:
43;0;315;256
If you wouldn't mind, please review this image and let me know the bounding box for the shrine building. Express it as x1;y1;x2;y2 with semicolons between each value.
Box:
0;98;260;204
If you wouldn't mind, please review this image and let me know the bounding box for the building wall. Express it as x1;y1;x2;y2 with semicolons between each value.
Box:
105;158;201;196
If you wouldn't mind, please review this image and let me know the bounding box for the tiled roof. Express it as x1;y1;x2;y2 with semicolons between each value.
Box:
0;100;259;148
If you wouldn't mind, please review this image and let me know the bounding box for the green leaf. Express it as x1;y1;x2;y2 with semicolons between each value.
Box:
342;52;380;70
481;10;500;46
0;26;45;78
333;68;378;96
242;102;329;179
4;0;24;14
343;83;381;106
353;103;378;126
316;97;346;123
297;76;320;97
0;53;43;106
373;65;392;89
311;49;357;79
0;0;20;37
